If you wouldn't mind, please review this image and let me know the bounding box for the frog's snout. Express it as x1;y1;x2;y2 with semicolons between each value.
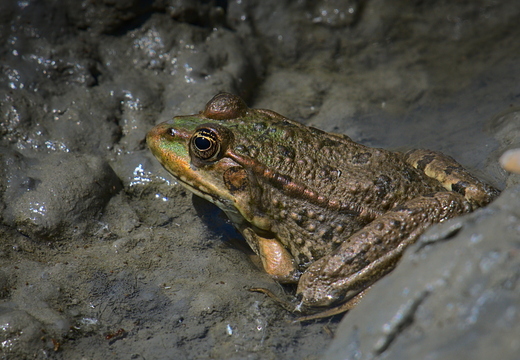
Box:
146;122;169;148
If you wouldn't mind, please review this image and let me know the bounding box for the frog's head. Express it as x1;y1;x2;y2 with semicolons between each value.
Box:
146;93;273;231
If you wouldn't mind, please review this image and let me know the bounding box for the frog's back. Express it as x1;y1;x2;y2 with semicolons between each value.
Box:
229;113;444;211
225;113;444;265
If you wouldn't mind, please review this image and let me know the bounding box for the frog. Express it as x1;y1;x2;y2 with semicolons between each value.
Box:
146;92;499;318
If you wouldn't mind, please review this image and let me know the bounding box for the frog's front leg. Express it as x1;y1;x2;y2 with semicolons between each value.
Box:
242;228;300;283
296;191;471;308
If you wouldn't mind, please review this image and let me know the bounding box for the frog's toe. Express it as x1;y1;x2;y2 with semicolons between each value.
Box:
296;267;344;308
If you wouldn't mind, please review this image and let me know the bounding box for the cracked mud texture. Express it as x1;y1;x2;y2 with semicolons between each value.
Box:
0;0;519;359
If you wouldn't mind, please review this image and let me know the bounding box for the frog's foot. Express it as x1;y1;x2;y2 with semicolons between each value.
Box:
297;191;471;308
250;286;366;321
294;288;368;322
405;149;500;208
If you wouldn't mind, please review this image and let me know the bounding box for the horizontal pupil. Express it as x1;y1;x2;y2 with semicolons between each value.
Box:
195;136;212;151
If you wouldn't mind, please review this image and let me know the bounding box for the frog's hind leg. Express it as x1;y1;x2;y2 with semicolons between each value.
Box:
296;191;470;309
405;149;499;208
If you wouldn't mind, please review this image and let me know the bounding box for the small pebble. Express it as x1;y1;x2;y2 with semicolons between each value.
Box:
499;148;520;174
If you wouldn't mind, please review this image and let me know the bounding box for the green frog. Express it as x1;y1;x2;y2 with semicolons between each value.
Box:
147;93;499;317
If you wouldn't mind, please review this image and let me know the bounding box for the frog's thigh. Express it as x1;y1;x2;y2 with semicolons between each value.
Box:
242;228;298;283
405;149;499;208
297;191;470;308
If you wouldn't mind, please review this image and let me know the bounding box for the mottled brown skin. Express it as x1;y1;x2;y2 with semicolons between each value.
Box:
147;93;499;312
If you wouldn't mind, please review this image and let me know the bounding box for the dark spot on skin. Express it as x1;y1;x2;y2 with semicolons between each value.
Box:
318;165;337;178
277;145;295;159
309;126;326;135
279;120;298;128
223;166;249;193
372;237;383;245
402;168;421;183
235;144;247;154
394;205;411;212
351;152;372;165
390;220;401;228
374;175;392;198
452;181;469;195
319;138;342;148
416;155;435;171
339;203;361;216
443;165;463;175
321;228;334;241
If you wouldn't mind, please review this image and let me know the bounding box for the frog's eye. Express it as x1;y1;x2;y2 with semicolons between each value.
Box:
191;128;222;161
190;124;234;165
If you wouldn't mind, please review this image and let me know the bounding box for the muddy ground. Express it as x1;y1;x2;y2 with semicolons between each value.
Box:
0;1;519;359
